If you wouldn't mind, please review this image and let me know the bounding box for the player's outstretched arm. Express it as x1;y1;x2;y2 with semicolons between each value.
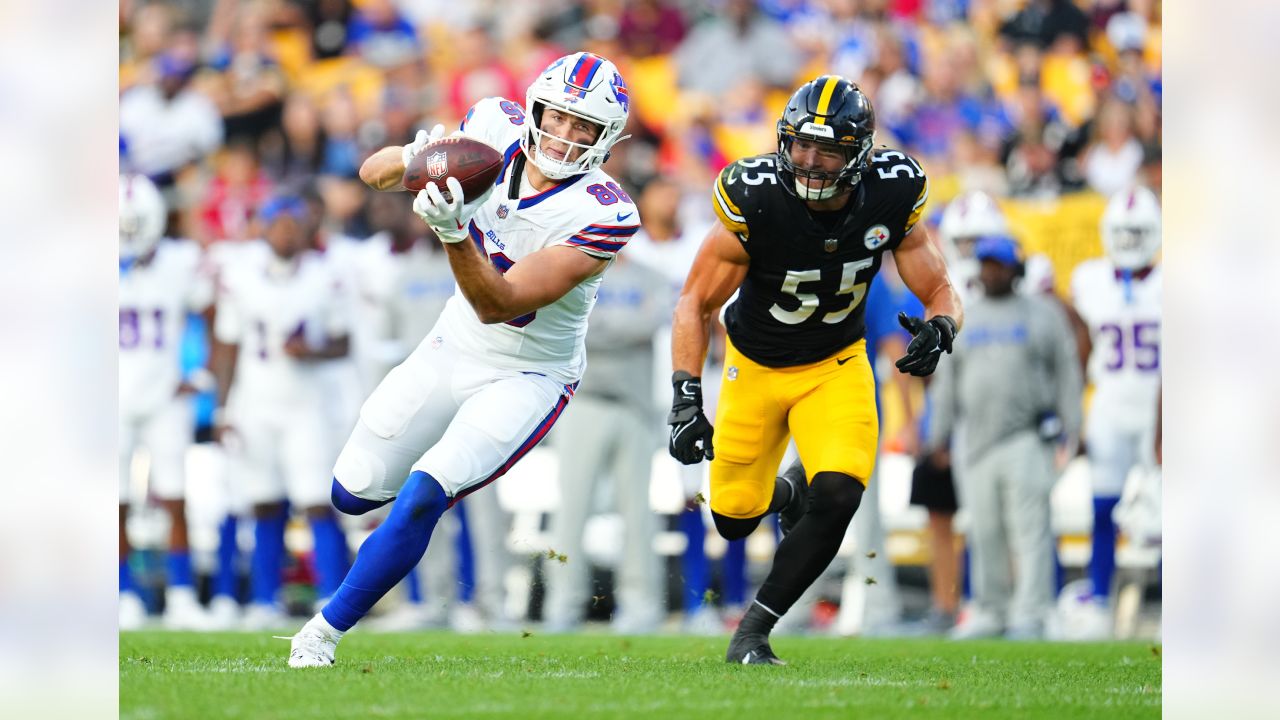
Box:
359;126;444;191
359;147;410;191
671;224;749;375
667;223;748;464
893;223;963;330
892;224;964;377
445;241;607;324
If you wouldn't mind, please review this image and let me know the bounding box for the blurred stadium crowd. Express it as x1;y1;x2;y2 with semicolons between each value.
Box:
118;0;1162;640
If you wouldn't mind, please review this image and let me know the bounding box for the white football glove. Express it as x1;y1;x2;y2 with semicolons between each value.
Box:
412;177;495;243
400;123;445;167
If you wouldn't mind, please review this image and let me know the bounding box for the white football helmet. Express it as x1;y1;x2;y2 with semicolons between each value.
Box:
1101;185;1161;270
119;173;166;265
938;190;1008;293
524;52;631;179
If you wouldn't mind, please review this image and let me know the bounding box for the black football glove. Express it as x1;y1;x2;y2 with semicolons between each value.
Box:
895;313;958;377
667;371;715;465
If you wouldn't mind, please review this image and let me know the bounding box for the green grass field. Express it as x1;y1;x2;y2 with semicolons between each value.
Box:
120;631;1161;719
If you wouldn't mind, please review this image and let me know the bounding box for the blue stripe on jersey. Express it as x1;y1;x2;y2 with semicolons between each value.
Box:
497;140;522;185
467;220;485;252
566;235;626;253
517;172;587;210
581;224;640;237
448;385;576;508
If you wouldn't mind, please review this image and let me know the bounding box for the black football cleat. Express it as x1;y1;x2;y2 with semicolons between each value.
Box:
777;465;807;537
725;633;787;666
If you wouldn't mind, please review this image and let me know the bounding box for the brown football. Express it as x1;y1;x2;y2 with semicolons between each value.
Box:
402;136;504;202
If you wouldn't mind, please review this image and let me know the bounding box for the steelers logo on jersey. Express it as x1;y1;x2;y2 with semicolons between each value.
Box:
864;224;891;250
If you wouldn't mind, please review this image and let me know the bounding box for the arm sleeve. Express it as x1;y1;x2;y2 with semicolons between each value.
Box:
903;175;930;237
457;96;525;152
558;203;642;260
711;164;750;240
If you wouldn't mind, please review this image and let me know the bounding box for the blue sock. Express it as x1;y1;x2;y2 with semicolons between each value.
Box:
309;514;350;599
723;539;747;606
679;508;709;612
250;511;287;606
404;566;423;605
961;545;972;600
1053;542;1065;594
455;500;475;604
321;471;449;631
120;558;136;594
1091;496;1121;601
331;478;393;516
214;515;239;600
167;550;195;589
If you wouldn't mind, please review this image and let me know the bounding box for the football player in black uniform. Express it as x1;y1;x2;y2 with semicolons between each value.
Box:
668;75;964;664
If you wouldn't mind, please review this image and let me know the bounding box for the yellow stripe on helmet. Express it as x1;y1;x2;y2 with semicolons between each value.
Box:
813;76;840;125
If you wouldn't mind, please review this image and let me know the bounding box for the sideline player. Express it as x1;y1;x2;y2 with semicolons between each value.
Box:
285;51;639;666
213;196;354;629
668;76;963;664
119;174;215;629
1069;185;1162;635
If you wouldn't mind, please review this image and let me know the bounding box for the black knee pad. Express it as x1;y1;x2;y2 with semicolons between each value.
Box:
807;472;865;523
712;511;763;541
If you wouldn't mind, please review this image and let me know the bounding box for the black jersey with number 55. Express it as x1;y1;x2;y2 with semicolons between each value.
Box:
711;149;930;367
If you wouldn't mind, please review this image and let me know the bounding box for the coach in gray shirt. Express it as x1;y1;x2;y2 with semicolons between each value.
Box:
927;235;1082;640
542;254;673;634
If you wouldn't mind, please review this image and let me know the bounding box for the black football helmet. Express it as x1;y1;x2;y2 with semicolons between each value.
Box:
776;75;876;201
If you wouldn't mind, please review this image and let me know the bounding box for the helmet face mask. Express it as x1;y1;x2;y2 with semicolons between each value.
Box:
777;132;874;201
523;52;630;180
1101;186;1161;270
775;76;876;202
119;174;166;266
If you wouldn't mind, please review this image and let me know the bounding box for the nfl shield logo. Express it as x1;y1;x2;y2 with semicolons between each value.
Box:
425;151;448;180
824;237;838;253
864;224;891;250
497;204;509;219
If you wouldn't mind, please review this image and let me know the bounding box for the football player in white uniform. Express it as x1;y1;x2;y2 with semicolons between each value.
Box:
356;194;516;633
937;190;1008;302
1069;185;1162;634
213;196;353;629
119;174;215;630
286;51;640;666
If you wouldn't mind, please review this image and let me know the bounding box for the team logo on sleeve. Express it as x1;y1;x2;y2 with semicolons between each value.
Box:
864;224;891;250
425;152;448;180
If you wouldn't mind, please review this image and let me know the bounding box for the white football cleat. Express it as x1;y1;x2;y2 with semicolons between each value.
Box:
163;586;212;631
283;618;341;668
450;603;487;634
207;595;241;630
119;592;148;631
948;609;1005;640
241;603;288;631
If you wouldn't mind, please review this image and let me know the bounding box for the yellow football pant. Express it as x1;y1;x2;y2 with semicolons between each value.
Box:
709;337;878;519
